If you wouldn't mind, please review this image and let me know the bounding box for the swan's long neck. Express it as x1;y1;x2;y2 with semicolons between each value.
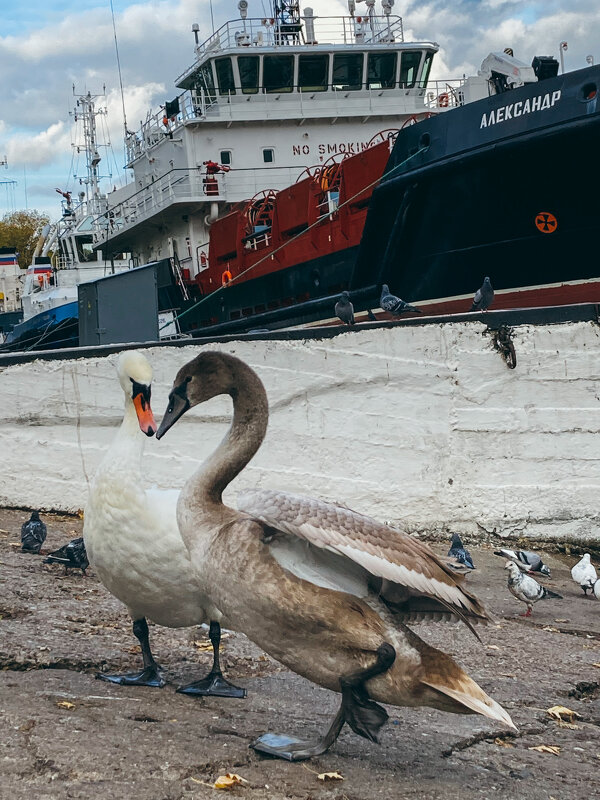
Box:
98;395;145;482
190;363;268;506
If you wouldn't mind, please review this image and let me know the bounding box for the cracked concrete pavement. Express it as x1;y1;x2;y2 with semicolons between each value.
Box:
1;507;600;799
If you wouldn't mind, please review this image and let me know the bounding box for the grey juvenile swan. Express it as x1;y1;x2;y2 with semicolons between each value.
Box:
156;351;514;760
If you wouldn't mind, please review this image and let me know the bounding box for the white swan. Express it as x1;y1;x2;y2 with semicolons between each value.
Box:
83;350;245;697
156;350;514;761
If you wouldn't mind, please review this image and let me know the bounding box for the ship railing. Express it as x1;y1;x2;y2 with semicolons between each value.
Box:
423;80;467;109
185;16;404;65
95;166;302;244
127;83;433;162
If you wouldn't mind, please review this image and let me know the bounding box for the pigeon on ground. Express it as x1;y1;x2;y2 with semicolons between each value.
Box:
335;291;355;325
594;579;600;601
470;277;494;312
447;532;475;570
571;553;598;595
380;284;421;316
20;511;47;554
504;561;562;616
494;548;551;577
44;537;89;574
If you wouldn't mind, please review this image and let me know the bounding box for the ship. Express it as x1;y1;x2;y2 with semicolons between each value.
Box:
89;2;599;340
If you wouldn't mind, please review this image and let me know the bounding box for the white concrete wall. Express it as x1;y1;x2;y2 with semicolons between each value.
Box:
1;319;599;543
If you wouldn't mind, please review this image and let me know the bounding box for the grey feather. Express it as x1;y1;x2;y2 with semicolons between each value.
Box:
470;277;494;312
335;291;355;325
380;285;421;316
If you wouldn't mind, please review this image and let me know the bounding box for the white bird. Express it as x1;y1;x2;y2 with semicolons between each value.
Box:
83;350;244;697
504;561;562;616
593;579;600;601
156;351;514;761
571;553;597;595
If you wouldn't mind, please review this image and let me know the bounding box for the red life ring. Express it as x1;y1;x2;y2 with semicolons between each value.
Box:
438;93;449;108
222;270;232;286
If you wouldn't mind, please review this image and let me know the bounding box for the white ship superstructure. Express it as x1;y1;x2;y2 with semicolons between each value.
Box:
95;1;488;280
21;91;132;324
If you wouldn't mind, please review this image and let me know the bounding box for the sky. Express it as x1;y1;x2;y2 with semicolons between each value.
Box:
0;0;598;220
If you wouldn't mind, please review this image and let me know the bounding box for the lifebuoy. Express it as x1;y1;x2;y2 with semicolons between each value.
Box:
438;93;449;108
222;270;232;286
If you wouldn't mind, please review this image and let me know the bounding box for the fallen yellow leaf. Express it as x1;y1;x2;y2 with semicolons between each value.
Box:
529;745;561;755
547;705;581;723
487;645;500;650
213;773;248;790
493;738;514;748
56;701;75;710
317;771;344;781
592;663;600;669
193;641;214;652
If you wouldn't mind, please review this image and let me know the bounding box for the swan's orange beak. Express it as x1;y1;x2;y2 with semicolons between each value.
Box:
133;392;157;437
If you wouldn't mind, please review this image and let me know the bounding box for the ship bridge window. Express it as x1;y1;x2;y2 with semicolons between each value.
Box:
215;57;236;96
333;53;364;91
422;51;434;86
367;52;397;89
299;54;329;92
264;55;294;93
399;51;423;88
76;236;96;263
193;62;217;104
238;55;259;94
220;150;232;165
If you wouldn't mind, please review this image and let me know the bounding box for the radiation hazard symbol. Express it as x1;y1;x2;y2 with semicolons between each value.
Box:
535;212;558;233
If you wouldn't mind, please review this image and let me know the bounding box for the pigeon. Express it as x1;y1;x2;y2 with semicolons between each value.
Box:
447;532;475;570
44;537;89;574
504;561;562;616
571;553;598;595
380;284;421;316
20;511;47;554
594;579;600;601
335;291;355;325
470;277;494;312
494;548;551;577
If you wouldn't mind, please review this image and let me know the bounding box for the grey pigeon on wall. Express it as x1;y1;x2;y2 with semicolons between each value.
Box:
20;511;47;554
44;537;89;574
448;533;475;570
470;277;494;311
571;553;598;595
380;284;421;316
505;561;562;616
335;291;355;325
494;548;551;577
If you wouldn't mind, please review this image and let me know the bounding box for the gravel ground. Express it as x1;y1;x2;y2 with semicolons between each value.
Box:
1;507;600;800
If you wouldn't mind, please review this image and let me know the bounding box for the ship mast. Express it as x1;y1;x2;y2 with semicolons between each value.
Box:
71;90;107;218
272;0;302;44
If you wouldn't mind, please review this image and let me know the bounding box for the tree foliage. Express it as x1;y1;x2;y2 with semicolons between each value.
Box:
0;210;50;269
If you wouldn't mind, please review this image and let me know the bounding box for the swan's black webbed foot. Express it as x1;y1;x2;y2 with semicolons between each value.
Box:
251;707;345;761
177;620;247;698
97;617;166;688
251;642;396;761
177;671;247;698
97;664;166;687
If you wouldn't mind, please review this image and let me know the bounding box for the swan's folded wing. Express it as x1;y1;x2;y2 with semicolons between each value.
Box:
237;489;487;621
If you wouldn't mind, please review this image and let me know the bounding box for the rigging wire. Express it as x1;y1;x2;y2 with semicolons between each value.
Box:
109;0;129;168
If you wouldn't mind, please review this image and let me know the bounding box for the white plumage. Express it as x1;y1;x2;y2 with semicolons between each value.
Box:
571;553;598;595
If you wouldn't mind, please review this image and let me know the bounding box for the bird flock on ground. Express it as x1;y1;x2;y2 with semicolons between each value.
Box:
334;278;494;325
12;346;595;763
447;532;600;615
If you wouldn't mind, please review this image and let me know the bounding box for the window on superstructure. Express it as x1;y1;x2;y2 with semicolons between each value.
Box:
263;55;294;93
422;51;434;87
332;53;363;91
263;148;274;163
367;52;397;89
238;55;259;94
298;54;329;92
399;51;422;88
215;57;236;96
220;150;232;166
195;62;217;104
